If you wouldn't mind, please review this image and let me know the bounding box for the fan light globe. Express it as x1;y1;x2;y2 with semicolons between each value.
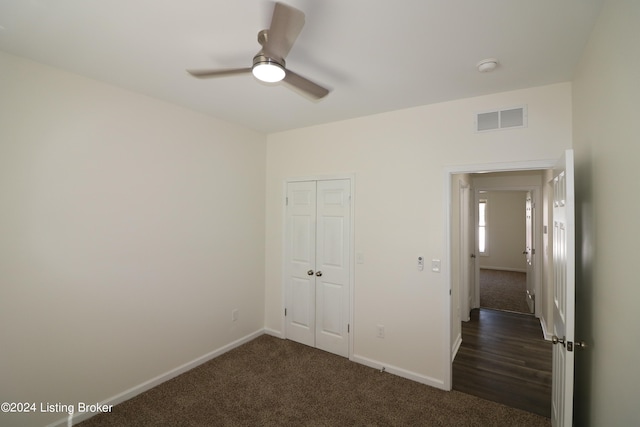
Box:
252;62;285;83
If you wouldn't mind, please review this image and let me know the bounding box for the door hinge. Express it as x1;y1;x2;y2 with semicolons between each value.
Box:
285;196;288;206
449;289;452;296
284;308;287;316
348;324;350;333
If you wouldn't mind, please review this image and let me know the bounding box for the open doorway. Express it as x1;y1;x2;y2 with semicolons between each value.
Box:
448;166;553;416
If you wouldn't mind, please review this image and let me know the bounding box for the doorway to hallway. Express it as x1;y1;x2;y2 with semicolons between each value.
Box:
447;164;552;417
446;151;576;425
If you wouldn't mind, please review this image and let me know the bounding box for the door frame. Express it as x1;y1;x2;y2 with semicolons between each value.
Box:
458;181;472;322
443;159;554;390
525;191;535;314
281;173;356;359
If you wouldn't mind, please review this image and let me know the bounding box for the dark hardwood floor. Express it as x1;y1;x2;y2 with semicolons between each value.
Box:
453;308;552;418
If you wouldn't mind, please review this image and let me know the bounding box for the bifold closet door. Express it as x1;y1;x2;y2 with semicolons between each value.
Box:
285;179;350;357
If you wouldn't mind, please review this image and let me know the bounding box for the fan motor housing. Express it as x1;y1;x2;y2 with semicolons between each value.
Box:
252;54;286;82
252;54;285;69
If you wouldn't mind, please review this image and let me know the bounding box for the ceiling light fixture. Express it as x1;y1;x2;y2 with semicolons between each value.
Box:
252;56;286;83
477;58;499;73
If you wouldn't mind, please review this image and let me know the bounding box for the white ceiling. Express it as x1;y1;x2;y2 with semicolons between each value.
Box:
0;0;603;133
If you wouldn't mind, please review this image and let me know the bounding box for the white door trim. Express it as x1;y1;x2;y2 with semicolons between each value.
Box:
459;181;471;322
443;159;555;390
281;173;355;359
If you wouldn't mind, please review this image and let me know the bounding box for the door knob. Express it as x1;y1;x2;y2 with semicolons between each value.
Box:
315;271;323;277
552;335;566;347
307;270;314;276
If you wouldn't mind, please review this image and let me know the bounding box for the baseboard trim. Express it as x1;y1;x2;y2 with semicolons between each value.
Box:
451;333;462;362
480;266;527;273
48;329;264;427
264;327;284;339
351;354;446;391
539;315;553;341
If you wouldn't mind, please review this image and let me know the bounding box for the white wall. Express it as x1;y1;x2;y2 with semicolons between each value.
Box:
0;52;266;427
265;83;572;387
572;1;640;425
478;191;527;271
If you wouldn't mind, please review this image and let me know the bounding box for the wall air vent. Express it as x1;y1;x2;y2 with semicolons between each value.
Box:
475;105;527;132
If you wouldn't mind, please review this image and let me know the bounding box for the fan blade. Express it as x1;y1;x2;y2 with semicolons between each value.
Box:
283;69;329;99
263;2;305;60
187;67;252;78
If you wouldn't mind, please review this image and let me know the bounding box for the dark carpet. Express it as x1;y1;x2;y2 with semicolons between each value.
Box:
479;269;530;314
78;335;550;426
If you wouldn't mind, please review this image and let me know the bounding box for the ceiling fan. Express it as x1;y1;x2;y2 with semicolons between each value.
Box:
187;2;329;100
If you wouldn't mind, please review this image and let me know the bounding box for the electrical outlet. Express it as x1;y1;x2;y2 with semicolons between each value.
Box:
376;324;385;338
232;309;239;322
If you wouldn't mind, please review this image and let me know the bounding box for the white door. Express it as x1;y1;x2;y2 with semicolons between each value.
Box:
285;181;317;347
285;179;351;357
315;180;351;356
551;150;576;427
525;192;535;314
